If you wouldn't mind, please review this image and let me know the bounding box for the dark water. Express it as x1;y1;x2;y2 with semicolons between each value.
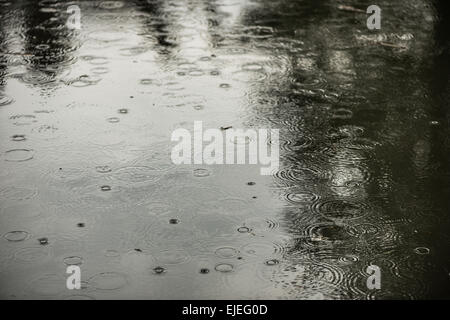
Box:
0;0;449;299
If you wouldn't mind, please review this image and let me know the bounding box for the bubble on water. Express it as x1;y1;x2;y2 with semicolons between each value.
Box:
193;105;204;110
200;268;210;274
169;218;179;225
153;266;166;274
215;246;239;259
118;108;128;114
38;237;49;245
4;149;34;162
265;259;280;266
237;226;252;233
247;181;256;186
106;117;120;123
0;94;14;106
95;165;112;173
140;79;154;85
414;247;430;255
219;83;231;89
100;185;112;191
89;272;128;290
215;263;234;273
193;168;210;177
3;230;30;242
11;134;26;142
210;70;220;76
63;256;83;266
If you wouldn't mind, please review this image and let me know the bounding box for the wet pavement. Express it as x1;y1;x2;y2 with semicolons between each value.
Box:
0;0;449;299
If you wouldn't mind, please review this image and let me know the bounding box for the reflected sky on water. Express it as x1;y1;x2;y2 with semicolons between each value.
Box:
0;0;449;299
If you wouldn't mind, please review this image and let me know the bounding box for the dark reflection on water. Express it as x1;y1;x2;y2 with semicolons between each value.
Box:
0;0;449;299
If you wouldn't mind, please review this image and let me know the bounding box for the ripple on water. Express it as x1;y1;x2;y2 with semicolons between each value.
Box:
311;198;370;221
240;240;287;258
284;191;319;205
0;94;14;106
99;1;125;10
14;246;49;263
89;272;128;290
30;274;65;296
63;256;83;266
0;186;37;200
155;249;191;265
193;168;210;177
3;230;30;242
215;263;234;273
112;166;162;184
4;149;34;162
215;246;239;259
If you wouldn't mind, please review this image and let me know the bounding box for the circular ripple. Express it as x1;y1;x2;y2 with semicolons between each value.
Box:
215;246;239;259
155;249;190;265
89;272;128;290
63;256;83;266
215;263;234;273
113;166;162;184
3;230;30;242
193;168;210;177
4;149;34;162
311;198;370;221
0;94;14;106
285;191;319;204
14;247;49;262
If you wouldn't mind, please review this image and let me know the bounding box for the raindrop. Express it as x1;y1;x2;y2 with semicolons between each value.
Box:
265;259;280;266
